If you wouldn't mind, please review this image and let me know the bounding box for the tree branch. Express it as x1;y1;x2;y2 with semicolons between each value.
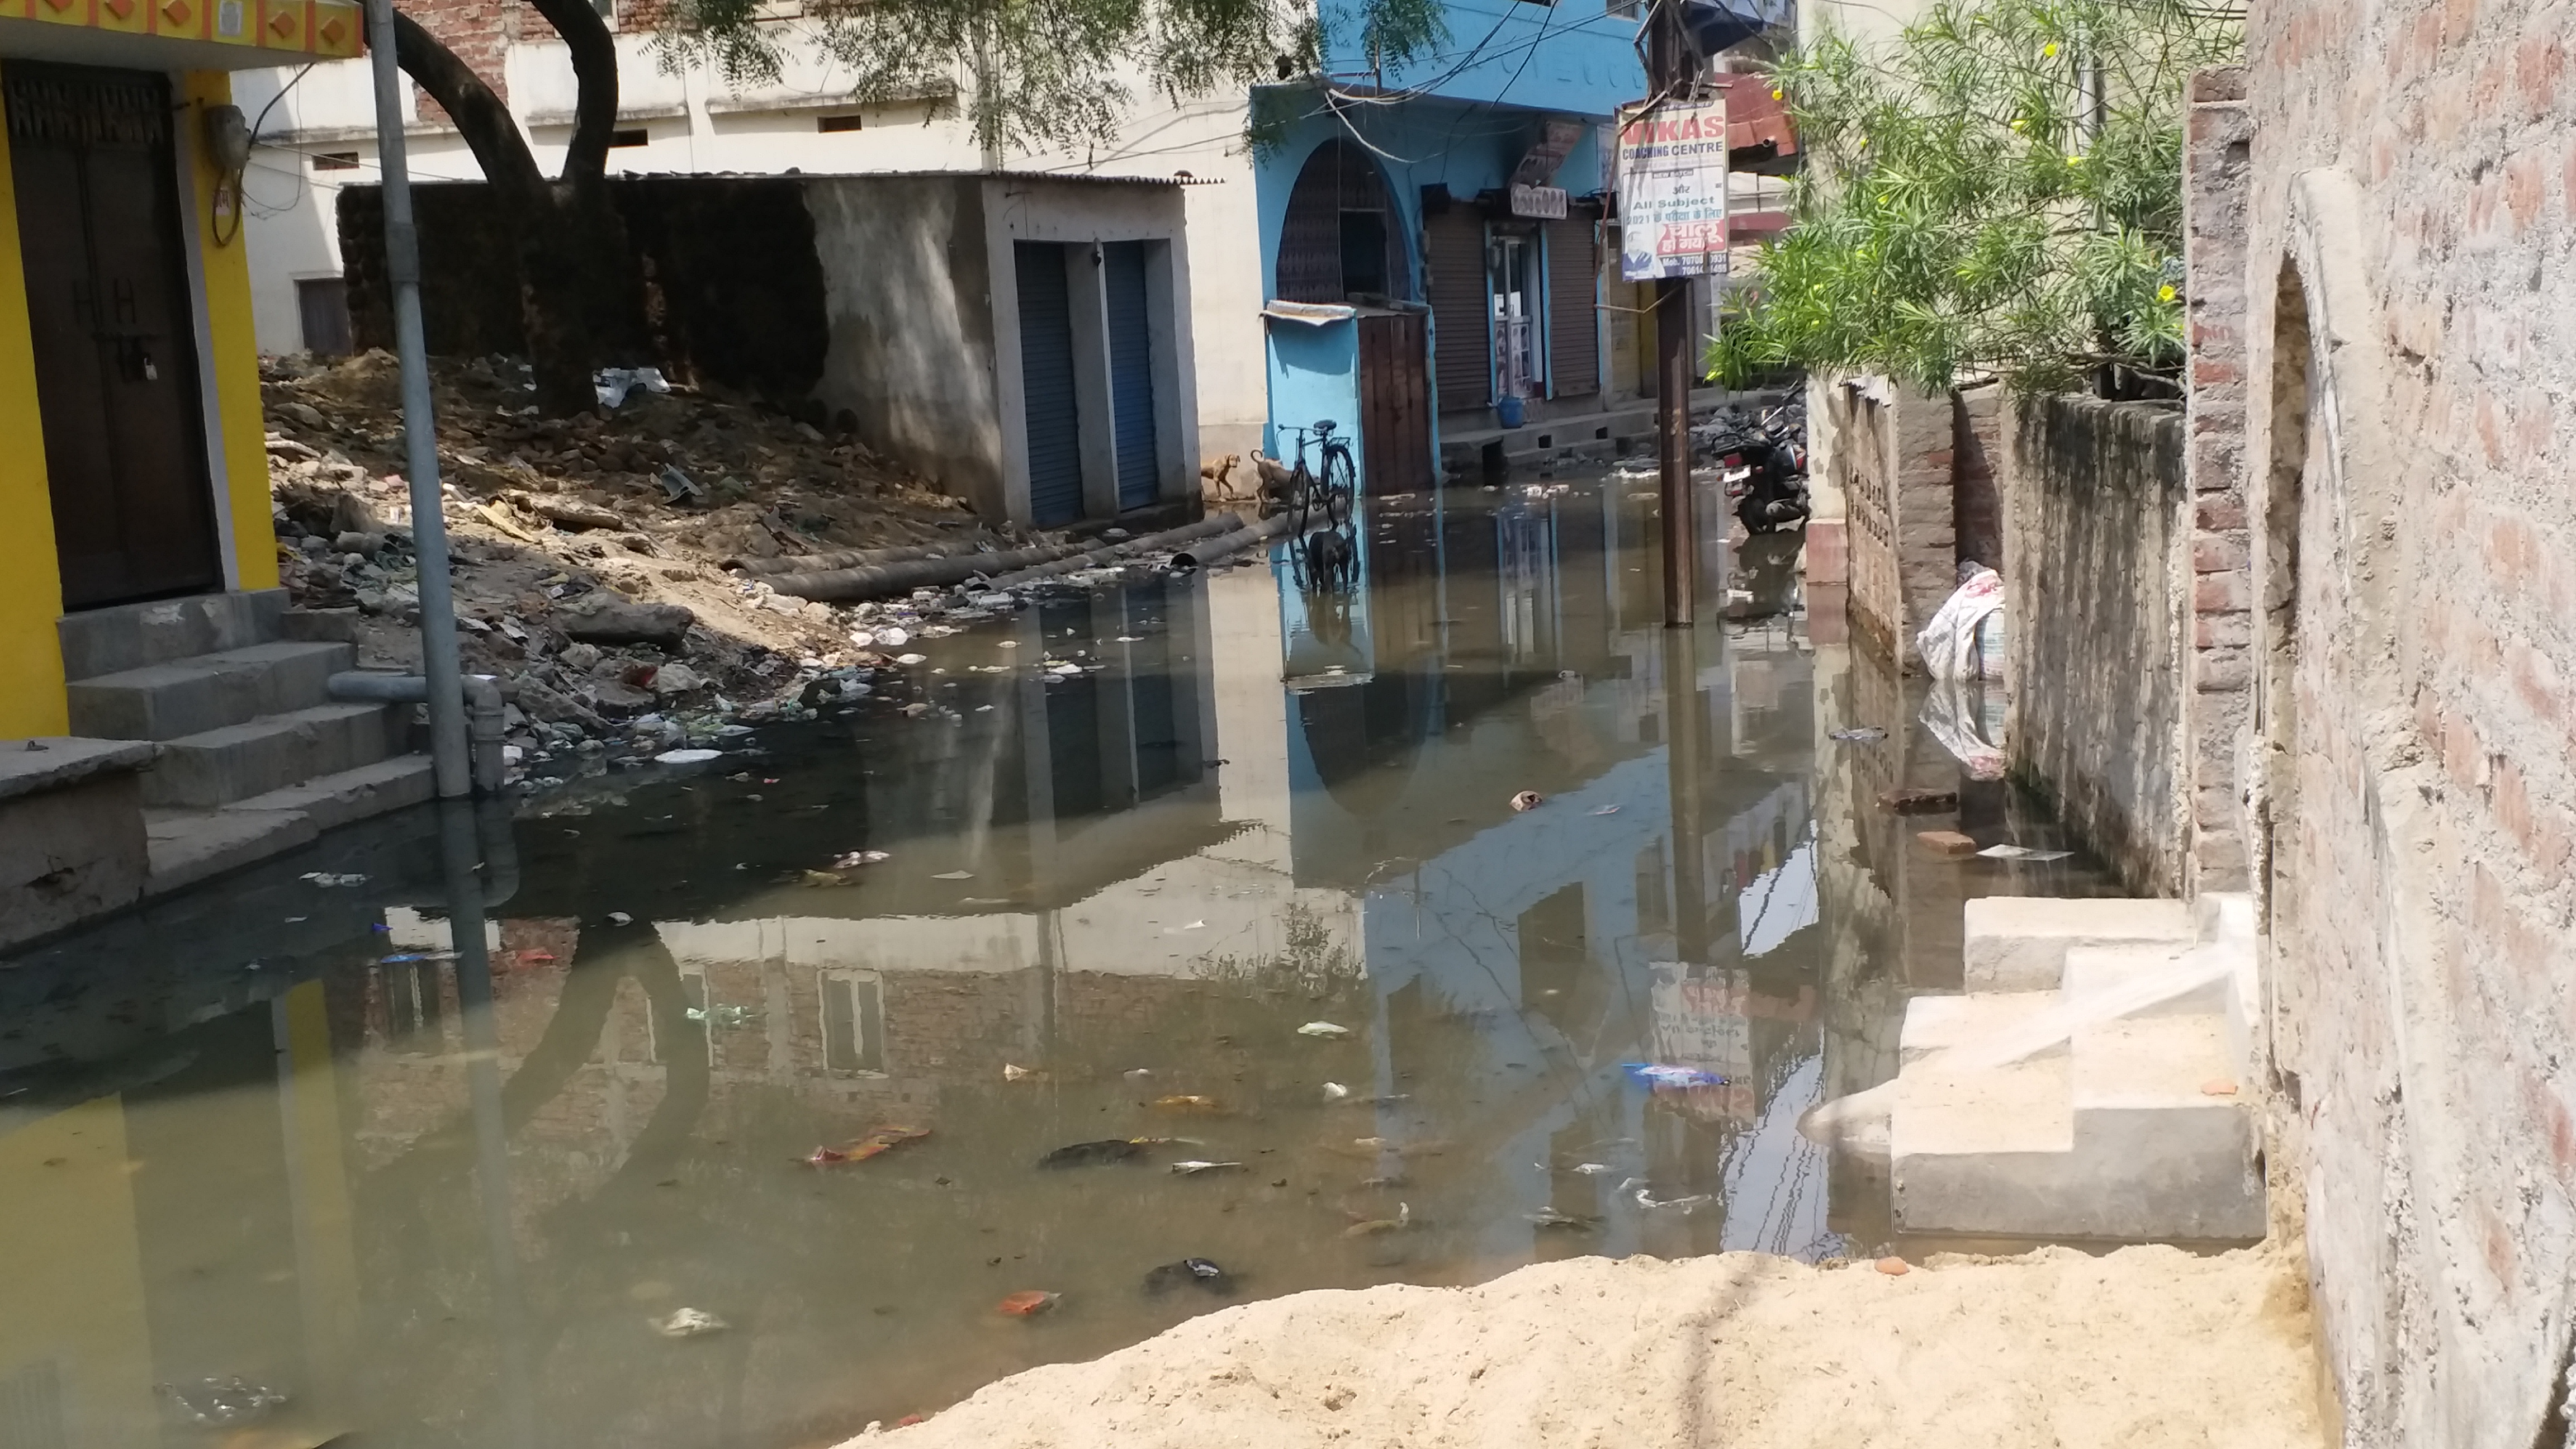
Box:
392;11;548;207
515;0;621;187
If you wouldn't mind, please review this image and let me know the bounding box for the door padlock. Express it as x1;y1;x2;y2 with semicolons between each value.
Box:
142;352;158;382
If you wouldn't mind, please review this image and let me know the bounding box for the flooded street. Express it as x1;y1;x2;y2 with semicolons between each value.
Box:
1;477;2114;1449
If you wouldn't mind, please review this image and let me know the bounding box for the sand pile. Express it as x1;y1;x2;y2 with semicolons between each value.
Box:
856;1245;2325;1449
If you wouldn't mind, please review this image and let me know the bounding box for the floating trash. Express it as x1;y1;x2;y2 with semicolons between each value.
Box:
299;872;366;887
1978;844;2073;861
1632;1186;1713;1213
1320;1081;1352;1101
1038;1137;1168;1169
931;870;974;880
1509;790;1543;812
997;1290;1059;1317
1003;1063;1041;1082
801;1126;929;1167
1168;1159;1245;1176
654;748;723;765
1830;727;1889;743
1343;1203;1412;1237
1149;1095;1223;1114
607;911;634;926
1621;1063;1729;1090
1570;1162;1613;1176
832;850;892;869
1142;1258;1232;1294
1526;1209;1603;1232
1298;1021;1351;1039
653;1308;728;1338
158;1377;287;1427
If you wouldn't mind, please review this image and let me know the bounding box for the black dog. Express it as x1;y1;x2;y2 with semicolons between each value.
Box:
1303;526;1356;592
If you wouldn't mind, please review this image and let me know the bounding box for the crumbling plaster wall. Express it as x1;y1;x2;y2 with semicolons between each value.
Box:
2234;4;2576;1438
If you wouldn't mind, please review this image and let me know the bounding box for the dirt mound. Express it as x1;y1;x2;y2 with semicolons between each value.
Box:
854;1244;2326;1449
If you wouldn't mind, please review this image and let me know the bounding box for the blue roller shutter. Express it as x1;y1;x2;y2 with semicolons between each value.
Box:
1015;242;1083;526
1103;241;1160;510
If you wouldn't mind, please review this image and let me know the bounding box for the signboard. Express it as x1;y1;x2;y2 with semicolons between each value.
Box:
1617;96;1729;281
1509;184;1568;220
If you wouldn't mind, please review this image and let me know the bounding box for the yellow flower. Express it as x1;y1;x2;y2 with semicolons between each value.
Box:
2158;284;2177;302
2043;41;2058;57
1771;88;1784;100
2066;153;2086;164
2010;117;2027;131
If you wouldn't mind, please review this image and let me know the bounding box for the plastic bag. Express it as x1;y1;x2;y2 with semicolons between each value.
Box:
1915;566;2005;681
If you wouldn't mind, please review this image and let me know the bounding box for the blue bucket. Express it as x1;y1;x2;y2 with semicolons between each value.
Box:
1496;395;1526;428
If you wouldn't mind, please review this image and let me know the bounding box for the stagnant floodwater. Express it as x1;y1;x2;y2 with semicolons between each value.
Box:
0;477;2115;1449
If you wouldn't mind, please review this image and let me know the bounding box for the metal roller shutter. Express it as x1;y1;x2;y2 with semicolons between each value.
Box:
1424;208;1489;409
1014;242;1083;526
1103;241;1159;510
1545;216;1599;397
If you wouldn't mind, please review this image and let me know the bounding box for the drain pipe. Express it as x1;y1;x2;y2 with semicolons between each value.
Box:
364;0;472;799
331;671;508;795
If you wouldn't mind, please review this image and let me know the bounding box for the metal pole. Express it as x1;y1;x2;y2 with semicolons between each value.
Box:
364;0;473;798
1650;0;1697;629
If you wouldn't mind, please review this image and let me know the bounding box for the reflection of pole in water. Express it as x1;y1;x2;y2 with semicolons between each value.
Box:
438;799;538;1449
1664;627;1708;969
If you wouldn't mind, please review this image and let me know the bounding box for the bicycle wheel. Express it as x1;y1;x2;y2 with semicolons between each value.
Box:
1320;448;1357;528
1288;460;1319;541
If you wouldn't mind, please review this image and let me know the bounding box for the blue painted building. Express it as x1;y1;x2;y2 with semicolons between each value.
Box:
1252;0;1786;489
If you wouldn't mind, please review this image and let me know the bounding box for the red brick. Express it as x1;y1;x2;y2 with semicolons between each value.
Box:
2194;569;2251;612
2506;150;2550;234
2194;531;2251;574
2196;496;2248;531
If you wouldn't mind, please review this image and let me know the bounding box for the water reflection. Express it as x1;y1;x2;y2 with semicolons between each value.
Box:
0;479;2103;1449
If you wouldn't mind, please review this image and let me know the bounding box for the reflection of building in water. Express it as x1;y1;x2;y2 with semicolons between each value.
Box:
1269;488;1835;1257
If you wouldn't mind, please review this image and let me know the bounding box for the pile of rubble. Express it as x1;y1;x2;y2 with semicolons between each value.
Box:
261;350;1045;783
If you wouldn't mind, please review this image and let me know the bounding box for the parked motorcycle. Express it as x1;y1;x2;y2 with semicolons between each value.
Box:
1694;404;1811;535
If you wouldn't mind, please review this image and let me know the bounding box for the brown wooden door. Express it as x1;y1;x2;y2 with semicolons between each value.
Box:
1356;311;1431;494
7;62;221;611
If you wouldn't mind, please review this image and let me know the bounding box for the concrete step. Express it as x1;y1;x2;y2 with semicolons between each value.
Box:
58;588;288;681
141;756;436;894
140;703;394;808
1963;895;2195;992
67;640;357;741
1899;991;2061;1065
2064;1014;2264;1240
2061;943;2229;1017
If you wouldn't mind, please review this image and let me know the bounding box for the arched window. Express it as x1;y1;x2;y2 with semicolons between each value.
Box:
1275;139;1408;304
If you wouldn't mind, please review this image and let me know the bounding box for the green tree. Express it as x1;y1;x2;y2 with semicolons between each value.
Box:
394;0;1444;414
1710;0;2241;395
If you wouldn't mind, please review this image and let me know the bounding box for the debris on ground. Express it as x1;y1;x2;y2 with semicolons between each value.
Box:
1524;1209;1602;1231
1829;726;1888;742
1142;1258;1233;1295
1508;790;1543;812
861;1247;2324;1449
1916;829;1981;857
652;1308;729;1338
1149;1095;1224;1114
997;1291;1061;1317
257;350;1115;792
1167;1161;1246;1176
1296;1022;1351;1039
1320;1082;1351;1101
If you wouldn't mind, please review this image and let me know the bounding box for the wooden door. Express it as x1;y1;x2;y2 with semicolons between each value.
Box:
1357;311;1430;494
7;62;221;610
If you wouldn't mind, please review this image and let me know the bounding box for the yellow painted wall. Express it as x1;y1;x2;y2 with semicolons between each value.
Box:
181;69;280;594
0;111;70;737
0;1097;159;1448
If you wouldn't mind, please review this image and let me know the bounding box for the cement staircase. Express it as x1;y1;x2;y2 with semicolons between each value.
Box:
1888;893;2266;1242
58;591;434;893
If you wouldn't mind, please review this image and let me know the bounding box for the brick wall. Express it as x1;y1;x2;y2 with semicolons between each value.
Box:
1999;392;2190;894
1824;375;1967;665
2233;4;2576;1438
2181;70;2256;894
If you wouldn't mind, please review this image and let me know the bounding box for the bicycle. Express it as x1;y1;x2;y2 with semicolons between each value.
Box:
1285;418;1356;537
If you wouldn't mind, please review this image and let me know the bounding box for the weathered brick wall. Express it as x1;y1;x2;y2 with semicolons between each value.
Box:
2000;393;2190;894
2234;7;2576;1439
1824;375;1966;665
2182;70;2256;894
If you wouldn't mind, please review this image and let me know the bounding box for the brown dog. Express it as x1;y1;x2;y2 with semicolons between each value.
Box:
1200;453;1243;504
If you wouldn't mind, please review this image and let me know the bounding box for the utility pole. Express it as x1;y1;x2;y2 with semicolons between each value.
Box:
366;0;473;797
1649;0;1697;629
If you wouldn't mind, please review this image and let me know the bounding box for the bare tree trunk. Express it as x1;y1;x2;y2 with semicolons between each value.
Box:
393;3;621;416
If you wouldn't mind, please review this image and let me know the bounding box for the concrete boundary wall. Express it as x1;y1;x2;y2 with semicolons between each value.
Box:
1999;393;2190;896
1824;375;1996;665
